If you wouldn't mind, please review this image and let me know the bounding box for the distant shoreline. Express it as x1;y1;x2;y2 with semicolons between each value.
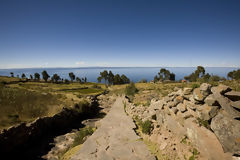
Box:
0;66;239;70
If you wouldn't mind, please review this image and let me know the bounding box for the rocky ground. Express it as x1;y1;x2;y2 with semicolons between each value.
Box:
71;96;155;160
126;83;240;160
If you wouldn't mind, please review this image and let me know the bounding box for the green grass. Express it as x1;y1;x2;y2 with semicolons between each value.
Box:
0;85;63;129
0;76;107;130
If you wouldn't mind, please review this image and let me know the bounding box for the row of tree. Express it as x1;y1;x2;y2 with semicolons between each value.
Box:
154;68;175;82
97;70;130;85
184;66;226;82
10;71;87;83
227;69;240;80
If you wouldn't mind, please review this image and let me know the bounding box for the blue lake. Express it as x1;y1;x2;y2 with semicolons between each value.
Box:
0;67;238;82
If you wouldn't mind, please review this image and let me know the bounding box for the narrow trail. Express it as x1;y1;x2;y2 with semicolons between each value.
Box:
71;96;155;160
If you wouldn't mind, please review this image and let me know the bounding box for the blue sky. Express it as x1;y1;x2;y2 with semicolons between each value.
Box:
0;0;240;68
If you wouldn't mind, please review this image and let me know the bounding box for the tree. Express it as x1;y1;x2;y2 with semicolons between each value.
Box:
169;73;175;81
155;68;175;82
21;73;26;79
34;73;40;81
121;74;130;84
10;72;14;77
76;77;82;83
154;75;159;83
100;70;109;84
227;69;240;80
52;74;60;83
184;66;206;82
196;66;205;78
30;74;33;80
69;72;75;82
42;70;50;82
97;76;102;83
227;71;234;80
108;71;114;85
113;74;122;85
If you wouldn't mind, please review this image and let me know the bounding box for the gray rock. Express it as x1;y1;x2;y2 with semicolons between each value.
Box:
176;89;183;96
211;84;232;95
183;87;193;95
185;118;232;160
185;101;198;110
163;96;172;103
225;91;240;101
212;92;240;119
176;103;187;113
174;95;184;104
211;111;240;155
193;88;205;102
171;107;178;114
231;101;240;109
204;94;218;106
198;104;219;120
200;83;212;97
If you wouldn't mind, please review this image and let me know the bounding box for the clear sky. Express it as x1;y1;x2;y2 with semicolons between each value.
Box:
0;0;240;68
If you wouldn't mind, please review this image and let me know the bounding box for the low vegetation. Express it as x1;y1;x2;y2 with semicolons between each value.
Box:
0;76;106;130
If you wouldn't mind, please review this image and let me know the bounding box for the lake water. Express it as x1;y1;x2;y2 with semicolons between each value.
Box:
0;67;238;82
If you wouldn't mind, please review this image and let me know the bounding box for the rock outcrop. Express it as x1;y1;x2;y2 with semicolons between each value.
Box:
126;83;240;159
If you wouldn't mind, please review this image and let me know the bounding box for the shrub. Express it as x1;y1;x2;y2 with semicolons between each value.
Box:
141;120;152;135
0;81;7;87
74;100;90;113
191;83;200;89
138;79;147;83
72;127;95;147
125;82;138;96
197;118;210;129
64;79;70;84
92;84;101;89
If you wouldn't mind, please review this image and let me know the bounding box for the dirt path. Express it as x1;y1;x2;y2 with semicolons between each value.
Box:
71;96;155;160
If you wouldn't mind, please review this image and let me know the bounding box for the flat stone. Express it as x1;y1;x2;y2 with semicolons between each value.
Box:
198;104;219;120
204;94;218;106
176;103;186;113
183;88;192;95
225;91;240;101
231;101;240;109
212;92;240;119
211;84;232;95
185;118;232;160
211;111;240;155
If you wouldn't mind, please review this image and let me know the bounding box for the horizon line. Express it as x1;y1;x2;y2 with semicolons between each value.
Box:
0;66;239;70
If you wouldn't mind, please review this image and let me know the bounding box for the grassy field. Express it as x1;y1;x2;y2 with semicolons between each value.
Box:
0;76;106;130
1;75;239;130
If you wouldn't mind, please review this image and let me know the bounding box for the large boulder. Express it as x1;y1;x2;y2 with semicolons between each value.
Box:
200;83;212;97
198;104;219;121
193;88;205;102
211;84;232;95
185;118;232;160
212;91;240;119
211;111;240;155
183;88;192;95
204;94;218;106
224;91;240;101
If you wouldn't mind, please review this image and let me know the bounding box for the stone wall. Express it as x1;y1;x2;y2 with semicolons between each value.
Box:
126;83;240;160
